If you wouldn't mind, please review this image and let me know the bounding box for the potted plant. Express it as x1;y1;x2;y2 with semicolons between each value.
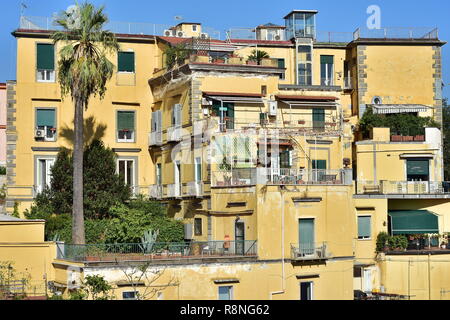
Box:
391;135;402;142
376;232;390;253
246;49;269;65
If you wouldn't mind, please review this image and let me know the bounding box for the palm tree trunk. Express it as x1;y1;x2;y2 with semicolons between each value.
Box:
72;96;85;244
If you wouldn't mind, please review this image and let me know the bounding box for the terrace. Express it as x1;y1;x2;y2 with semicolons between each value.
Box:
356;181;450;198
57;241;258;264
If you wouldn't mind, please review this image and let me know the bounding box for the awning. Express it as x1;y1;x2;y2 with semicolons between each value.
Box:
276;95;338;108
371;104;431;114
203;92;264;104
388;210;439;235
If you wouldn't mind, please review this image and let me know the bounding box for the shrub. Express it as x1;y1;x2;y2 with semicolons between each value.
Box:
0;166;6;175
376;232;389;252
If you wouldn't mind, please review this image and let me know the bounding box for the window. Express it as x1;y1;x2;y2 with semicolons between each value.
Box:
218;286;233;300
36;108;56;141
156;164;162;186
300;282;313;300
320;55;334;86
36;44;55;82
312;108;325;131
35;157;55;194
118;159;135;187
195;157;202;182
117;111;135;142
358;216;371;240
194;218;202;236
122;291;137;300
192;25;197;32
118;52;135;73
280;150;292;169
277;59;285;79
297;46;312;85
372;96;382;105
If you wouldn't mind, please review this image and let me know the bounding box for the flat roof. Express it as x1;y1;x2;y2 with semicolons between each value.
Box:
284;10;319;19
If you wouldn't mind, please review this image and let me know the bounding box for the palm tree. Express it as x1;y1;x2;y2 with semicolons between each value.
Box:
52;3;119;244
247;49;270;65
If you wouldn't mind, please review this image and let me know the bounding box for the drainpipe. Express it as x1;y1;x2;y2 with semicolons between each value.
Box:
270;187;286;299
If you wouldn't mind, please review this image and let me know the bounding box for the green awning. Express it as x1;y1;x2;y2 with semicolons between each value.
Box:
37;44;55;70
320;55;334;64
117;111;135;131
388;210;439;235
407;160;429;175
36;109;55;127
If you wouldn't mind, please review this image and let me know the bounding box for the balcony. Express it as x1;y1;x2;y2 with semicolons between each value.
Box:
212;168;257;187
58;240;258;263
166;184;182;198
266;168;353;186
183;181;203;198
149;185;163;199
167;126;182;143
149;131;162;147
291;242;330;261
356;181;450;196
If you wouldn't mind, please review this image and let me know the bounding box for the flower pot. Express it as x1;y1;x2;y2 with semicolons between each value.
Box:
391;135;402;142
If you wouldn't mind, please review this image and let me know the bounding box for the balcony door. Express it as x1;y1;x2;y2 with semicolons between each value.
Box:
174;161;181;197
235;220;245;255
312;108;325;131
299;218;315;256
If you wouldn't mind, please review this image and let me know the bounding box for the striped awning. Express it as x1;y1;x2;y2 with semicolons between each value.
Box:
371;104;430;114
203;92;264;103
276;95;338;108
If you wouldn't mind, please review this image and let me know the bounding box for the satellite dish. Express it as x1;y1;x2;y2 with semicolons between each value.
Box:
66;4;81;30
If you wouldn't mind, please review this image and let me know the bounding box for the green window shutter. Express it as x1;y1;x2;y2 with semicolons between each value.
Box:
407;160;429;175
277;58;285;69
117;111;135;131
358;216;371;238
312;108;325;122
118;52;135;72
212;101;221;116
312;160;327;170
299;218;314;245
36;109;55;127
320;55;334;65
37;44;55;70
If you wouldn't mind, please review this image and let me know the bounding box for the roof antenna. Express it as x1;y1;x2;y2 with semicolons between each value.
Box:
20;2;28;17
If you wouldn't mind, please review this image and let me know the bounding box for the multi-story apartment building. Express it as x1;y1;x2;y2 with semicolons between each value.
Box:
0;83;6;168
4;10;449;300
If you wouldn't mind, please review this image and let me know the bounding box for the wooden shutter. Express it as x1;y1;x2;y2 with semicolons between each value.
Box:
37;44;55;70
118;52;135;72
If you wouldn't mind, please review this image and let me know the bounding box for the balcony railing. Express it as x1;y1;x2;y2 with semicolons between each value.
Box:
212;168;257;187
149;131;162;147
266;168;353;186
167;126;182;142
59;240;258;263
291;242;330;261
166;184;182;198
149;185;163;199
356;181;450;195
184;181;203;197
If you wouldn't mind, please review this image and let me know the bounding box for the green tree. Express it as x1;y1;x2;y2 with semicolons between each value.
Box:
164;43;192;69
247;49;270;65
53;2;120;244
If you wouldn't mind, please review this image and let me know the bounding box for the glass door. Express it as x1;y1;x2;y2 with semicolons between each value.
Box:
235;221;245;255
299;218;315;256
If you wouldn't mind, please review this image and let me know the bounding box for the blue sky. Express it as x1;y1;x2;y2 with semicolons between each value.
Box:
0;0;449;98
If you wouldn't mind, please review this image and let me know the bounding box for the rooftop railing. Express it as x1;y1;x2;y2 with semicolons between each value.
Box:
212;168;257;187
353;27;439;40
266;168;353;186
59;241;258;263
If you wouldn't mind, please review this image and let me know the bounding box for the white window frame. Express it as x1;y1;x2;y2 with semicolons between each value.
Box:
35;108;57;142
36;69;56;83
35;156;56;194
117;110;136;143
117;158;136;189
194;157;202;183
357;215;372;240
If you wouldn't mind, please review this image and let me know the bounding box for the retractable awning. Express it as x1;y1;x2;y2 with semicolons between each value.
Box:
371;104;431;114
203;92;264;104
388;210;439;235
275;95;338;108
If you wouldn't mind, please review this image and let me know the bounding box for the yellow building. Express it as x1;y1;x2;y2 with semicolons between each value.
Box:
3;10;449;300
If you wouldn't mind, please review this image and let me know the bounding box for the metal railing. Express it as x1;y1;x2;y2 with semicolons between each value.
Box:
149;185;163;199
266;168;353;186
353;27;439;40
167;126;182;142
60;240;258;263
166;184;181;198
212;168;257;187
149;131;162;147
19;16;223;39
356;181;450;195
316;31;354;43
184;181;203;197
291;242;329;261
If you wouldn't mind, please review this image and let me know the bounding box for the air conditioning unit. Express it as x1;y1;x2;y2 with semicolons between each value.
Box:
177;31;185;38
202;98;212;106
200;33;209;39
164;29;172;37
274;34;281;41
35;129;46;139
268;100;278;116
